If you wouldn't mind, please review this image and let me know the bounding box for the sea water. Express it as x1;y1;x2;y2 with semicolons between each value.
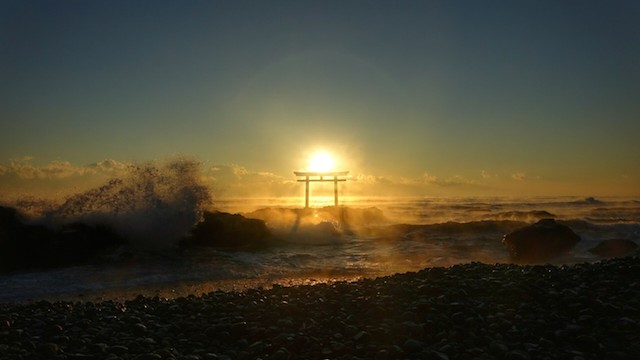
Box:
1;162;638;302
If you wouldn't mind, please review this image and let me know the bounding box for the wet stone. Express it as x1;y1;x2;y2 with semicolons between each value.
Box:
132;323;148;336
37;342;60;356
109;345;129;354
403;338;424;353
88;342;108;352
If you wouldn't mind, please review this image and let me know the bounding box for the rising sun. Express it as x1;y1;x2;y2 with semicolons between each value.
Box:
307;151;335;172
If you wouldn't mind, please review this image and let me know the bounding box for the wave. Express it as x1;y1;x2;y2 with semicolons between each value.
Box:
369;220;527;242
487;210;556;222
2;187;639;277
244;206;388;244
8;158;212;248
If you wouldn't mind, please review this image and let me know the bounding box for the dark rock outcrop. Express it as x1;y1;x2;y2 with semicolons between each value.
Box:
502;219;580;263
589;239;638;258
183;211;271;248
1;206;124;272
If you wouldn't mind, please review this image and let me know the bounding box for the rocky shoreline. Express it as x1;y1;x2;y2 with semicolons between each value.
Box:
2;257;639;359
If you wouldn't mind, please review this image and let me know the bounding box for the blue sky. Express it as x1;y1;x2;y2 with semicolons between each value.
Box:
1;0;639;197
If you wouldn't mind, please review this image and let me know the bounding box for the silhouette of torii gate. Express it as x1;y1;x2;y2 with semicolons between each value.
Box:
294;171;349;208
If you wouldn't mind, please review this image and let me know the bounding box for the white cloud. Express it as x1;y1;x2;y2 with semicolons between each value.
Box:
441;175;478;186
422;173;439;184
232;164;249;178
353;174;392;185
0;158;132;180
403;172;476;187
87;159;130;174
481;170;498;179
206;164;292;190
511;172;526;181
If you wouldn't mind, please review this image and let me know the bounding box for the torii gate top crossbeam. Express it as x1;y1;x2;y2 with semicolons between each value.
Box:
294;171;349;177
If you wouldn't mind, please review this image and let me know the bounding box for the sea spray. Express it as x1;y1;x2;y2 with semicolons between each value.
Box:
42;158;212;247
1;196;639;302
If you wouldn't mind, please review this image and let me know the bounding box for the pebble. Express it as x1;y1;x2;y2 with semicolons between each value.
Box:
36;342;59;356
403;338;424;353
0;257;639;359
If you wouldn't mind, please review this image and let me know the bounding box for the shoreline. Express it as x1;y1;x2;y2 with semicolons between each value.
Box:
1;273;369;306
2;257;639;359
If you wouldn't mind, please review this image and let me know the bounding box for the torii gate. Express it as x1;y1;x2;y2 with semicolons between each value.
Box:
294;171;349;208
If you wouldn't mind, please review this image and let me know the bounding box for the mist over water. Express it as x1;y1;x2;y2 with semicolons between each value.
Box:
1;167;639;302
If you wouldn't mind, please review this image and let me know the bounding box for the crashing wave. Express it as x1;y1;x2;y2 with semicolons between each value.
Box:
44;158;212;247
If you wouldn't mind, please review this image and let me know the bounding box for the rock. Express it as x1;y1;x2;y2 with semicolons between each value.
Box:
183;211;271;248
37;342;60;356
424;350;450;360
47;324;64;336
502;219;580;263
490;340;508;355
506;350;530;360
403;338;424;353
374;349;389;360
109;345;129;355
353;331;370;342
271;347;290;360
0;206;124;273
589;239;638;258
132;323;148;336
132;354;162;360
89;343;109;353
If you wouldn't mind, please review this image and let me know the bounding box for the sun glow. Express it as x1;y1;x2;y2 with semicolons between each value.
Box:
307;151;335;172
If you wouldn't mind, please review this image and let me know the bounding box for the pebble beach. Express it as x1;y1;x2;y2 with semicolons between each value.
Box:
2;256;639;360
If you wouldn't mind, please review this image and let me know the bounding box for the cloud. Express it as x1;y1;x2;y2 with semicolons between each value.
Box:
353;173;394;185
0;158;131;180
40;161;79;178
209;164;254;180
422;173;439;184
4;159;78;179
511;172;526;181
441;175;478;186
0;157;134;200
209;164;246;182
232;164;249;178
0;157;130;180
86;159;130;174
206;164;296;196
481;170;497;179
401;172;477;187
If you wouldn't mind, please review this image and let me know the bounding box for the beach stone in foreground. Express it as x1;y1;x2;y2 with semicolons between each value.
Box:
1;257;639;359
502;218;580;263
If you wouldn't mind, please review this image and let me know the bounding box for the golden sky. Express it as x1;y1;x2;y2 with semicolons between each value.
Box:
1;1;639;199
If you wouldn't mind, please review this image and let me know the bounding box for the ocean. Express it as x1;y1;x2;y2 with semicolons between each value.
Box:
1;192;638;303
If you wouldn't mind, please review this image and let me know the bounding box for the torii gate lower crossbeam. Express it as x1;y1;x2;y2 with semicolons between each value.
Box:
294;171;349;208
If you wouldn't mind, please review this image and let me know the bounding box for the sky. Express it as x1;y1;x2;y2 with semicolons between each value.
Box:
1;0;639;199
